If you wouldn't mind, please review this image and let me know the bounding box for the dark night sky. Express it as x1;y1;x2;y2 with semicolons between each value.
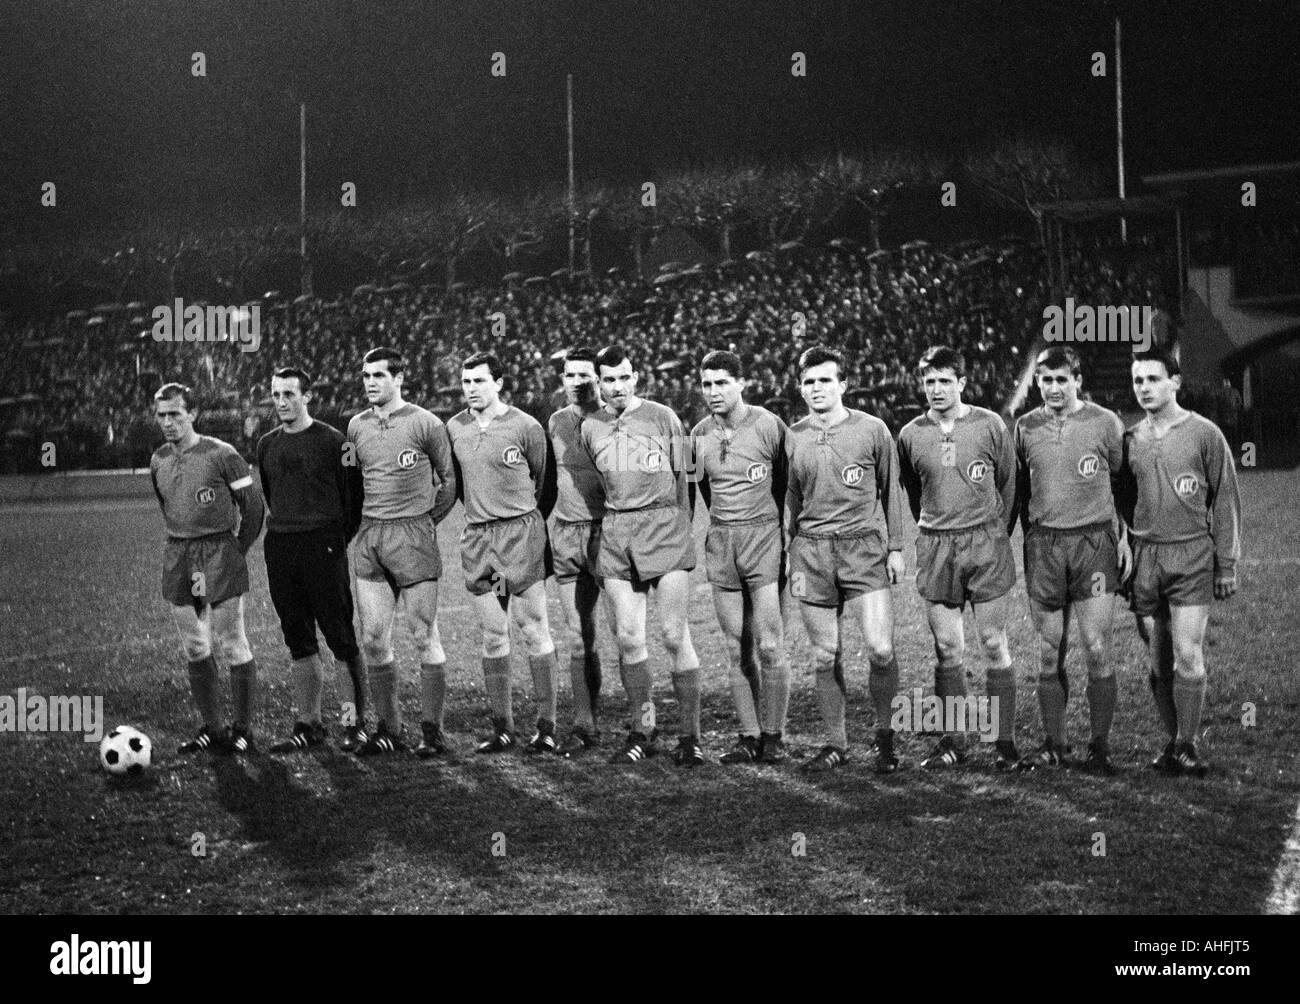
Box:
2;0;1298;238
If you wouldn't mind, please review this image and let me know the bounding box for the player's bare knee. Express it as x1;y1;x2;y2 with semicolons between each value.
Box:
215;633;252;666
864;638;893;664
810;644;836;673
660;628;685;656
1173;644;1205;679
1081;636;1108;672
755;636;783;666
613;627;643;655
932;638;962;665
518;621;553;656
979;630;1007;661
180;637;210;661
360;633;390;663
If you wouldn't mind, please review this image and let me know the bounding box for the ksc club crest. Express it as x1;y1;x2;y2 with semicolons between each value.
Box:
841;464;864;487
747;462;769;483
1077;453;1100;478
641;449;665;473
397;449;420;470
502;446;523;466
194;486;216;505
1174;473;1200;496
966;460;989;483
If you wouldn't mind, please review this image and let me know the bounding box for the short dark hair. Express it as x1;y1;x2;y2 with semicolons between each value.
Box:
1034;346;1082;378
1131;346;1181;378
362;346;405;376
154;382;198;411
700;349;743;379
272;366;313;393
564;346;597;367
918;345;966;379
797;345;844;379
462;351;504;381
596;344;632;371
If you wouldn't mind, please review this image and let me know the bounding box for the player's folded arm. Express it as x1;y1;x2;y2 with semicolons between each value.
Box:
230;481;265;554
430;425;459;524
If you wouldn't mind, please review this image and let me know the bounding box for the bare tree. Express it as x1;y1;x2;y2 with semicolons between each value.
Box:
422;193;496;289
488;191;555;269
661;166;771;260
586;182;661;279
963;138;1104;247
811;150;941;250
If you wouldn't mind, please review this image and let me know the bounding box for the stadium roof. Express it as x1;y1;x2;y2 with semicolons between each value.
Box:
1140;161;1300;213
1142;160;1300;187
1033;195;1178;222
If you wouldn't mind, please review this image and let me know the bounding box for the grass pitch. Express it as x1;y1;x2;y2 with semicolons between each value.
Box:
1;471;1298;914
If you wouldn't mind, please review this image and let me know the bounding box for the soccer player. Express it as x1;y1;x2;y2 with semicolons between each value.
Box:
548;346;611;755
691;350;793;764
150;383;265;755
897;346;1021;770
786;346;908;773
448;351;561;754
1118;347;1241;777
257;367;370;754
346;347;457;756
580;344;703;766
1010;347;1131;774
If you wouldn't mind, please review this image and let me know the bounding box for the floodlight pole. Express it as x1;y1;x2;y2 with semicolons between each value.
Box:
567;74;576;274
300;102;312;296
1115;16;1128;245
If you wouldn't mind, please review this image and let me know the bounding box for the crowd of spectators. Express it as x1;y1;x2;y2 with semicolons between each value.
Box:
0;233;1167;472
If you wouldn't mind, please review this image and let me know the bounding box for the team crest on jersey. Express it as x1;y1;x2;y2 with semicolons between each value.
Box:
966;460;989;483
397;449;420;470
641;449;665;473
502;446;523;466
1174;472;1200;496
747;462;769;483
1077;453;1100;478
194;486;216;505
841;464;864;487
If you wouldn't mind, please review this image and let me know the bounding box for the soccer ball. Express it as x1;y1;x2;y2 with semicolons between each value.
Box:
99;726;152;776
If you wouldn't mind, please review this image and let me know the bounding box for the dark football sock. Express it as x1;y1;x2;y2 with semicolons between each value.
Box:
815;654;848;749
672;667;702;739
935;662;967;745
341;654;367;721
483;655;513;730
1173;675;1206;744
570;652;595;729
1037;672;1067;745
229;658;257;729
583;650;602;723
868;655;900;729
623;658;654;734
529;650;559;724
986;665;1016;746
187;655;221;730
369;661;400;731
292;654;325;725
1086;673;1117;743
420;661;447;729
1149;670;1177;738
